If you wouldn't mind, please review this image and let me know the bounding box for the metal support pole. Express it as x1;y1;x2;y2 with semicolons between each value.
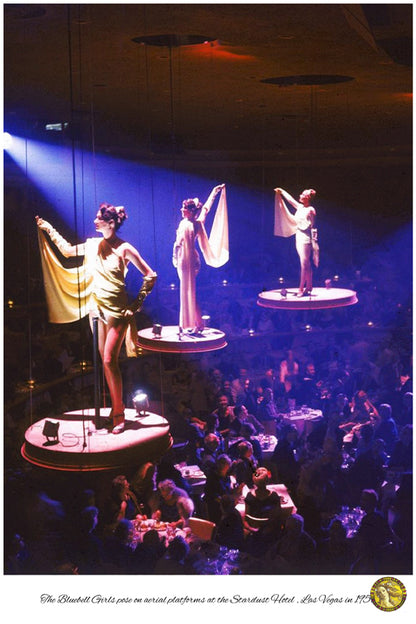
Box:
92;316;102;429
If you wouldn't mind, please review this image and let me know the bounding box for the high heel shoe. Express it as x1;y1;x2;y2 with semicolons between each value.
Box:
112;421;125;434
111;407;125;435
297;288;312;297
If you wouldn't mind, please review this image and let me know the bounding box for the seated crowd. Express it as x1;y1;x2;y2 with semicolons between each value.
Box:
4;255;412;575
5;344;412;575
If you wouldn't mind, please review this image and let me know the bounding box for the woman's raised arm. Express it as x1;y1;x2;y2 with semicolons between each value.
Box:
35;216;85;257
198;184;225;223
274;188;301;210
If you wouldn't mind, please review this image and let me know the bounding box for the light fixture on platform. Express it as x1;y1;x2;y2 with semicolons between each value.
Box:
42;419;60;445
201;315;210;329
133;391;149;417
152;324;163;338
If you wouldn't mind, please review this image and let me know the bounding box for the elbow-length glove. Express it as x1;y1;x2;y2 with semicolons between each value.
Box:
130;274;157;313
38;220;73;257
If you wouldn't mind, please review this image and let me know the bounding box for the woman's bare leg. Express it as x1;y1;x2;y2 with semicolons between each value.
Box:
90;313;127;429
102;317;128;419
297;242;313;293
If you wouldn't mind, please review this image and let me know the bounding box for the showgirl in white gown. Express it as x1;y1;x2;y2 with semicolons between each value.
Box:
274;187;319;296
173;184;228;331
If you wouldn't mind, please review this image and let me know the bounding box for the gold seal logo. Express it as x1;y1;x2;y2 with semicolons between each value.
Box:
370;577;407;611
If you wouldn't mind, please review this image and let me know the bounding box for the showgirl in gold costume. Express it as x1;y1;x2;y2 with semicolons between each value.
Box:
36;204;156;433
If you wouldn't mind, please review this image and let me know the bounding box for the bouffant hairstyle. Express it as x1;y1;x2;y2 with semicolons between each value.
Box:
182;198;202;214
98;203;127;230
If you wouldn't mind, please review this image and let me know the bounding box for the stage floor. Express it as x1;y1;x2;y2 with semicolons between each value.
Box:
21;408;172;472
137;326;227;353
257;287;358;310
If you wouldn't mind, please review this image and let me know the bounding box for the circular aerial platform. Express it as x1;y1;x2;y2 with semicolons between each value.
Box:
137;326;227;353
257;287;358;310
21;408;172;472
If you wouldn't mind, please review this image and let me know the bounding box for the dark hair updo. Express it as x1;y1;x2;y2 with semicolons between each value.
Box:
98;203;128;230
182;198;202;214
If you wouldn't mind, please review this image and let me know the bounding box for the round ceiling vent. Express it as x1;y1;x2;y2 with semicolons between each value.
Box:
132;34;215;47
261;75;354;86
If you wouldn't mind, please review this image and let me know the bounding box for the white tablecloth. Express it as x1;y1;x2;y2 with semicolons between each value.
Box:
282;408;323;435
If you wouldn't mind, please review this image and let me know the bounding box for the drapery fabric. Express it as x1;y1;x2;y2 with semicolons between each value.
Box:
37;229;138;356
38;228;93;323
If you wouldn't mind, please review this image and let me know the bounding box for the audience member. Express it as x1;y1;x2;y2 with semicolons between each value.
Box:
350;488;395;574
231;367;249;405
374;403;399;454
317;518;354;574
234;404;264;434
256;387;280;433
388;424;412;472
71;506;104;574
204;454;243;524
199;433;221;474
264;513;316;574
212;395;242;439
215;494;245;550
151;479;194;528
279;350;299;396
154;536;191;574
244;467;281;526
270;424;299;493
231;441;257;488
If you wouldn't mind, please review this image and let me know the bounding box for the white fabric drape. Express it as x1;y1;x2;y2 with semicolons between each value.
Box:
199;186;229;267
274;191;297;237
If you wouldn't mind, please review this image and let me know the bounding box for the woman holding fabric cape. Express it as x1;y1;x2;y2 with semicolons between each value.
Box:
173;184;228;333
36;204;156;434
274;187;319;296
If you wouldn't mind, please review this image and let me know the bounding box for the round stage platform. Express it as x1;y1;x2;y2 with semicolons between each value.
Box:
257;287;358;310
21;408;172;472
137;326;227;353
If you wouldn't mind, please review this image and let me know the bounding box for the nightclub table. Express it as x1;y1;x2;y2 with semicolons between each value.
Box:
254;434;278;459
175;463;207;494
130;519;257;574
281;407;323;436
333;506;365;538
228;434;278;460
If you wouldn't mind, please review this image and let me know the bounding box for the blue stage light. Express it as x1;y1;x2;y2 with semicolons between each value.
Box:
2;132;12;149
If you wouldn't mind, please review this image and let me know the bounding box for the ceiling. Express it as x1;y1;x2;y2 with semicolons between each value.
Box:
3;3;413;164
